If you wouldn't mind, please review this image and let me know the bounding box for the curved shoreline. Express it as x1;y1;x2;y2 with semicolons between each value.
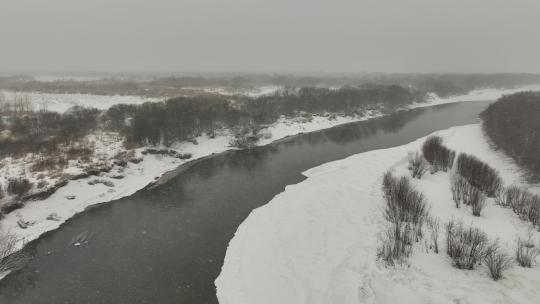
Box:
216;123;540;304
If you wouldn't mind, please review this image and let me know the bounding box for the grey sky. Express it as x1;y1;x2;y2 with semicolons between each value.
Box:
1;0;539;74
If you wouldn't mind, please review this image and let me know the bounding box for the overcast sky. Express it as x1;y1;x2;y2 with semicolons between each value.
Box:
1;0;539;74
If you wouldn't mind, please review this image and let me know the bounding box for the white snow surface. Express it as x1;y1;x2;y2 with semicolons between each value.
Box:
414;84;540;108
201;86;283;97
216;123;540;304
0;90;160;113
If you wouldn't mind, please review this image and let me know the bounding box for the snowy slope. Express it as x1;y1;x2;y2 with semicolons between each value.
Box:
216;124;540;304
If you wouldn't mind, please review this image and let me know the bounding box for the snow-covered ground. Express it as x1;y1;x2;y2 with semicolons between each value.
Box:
1;85;539;282
216;124;540;304
414;84;540;108
0;90;160;113
201;85;283;97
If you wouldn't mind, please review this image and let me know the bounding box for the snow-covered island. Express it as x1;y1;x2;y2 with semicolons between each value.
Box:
216;122;540;304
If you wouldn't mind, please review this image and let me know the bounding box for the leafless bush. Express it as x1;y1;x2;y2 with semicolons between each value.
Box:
421;136;456;173
484;241;513;280
229;119;262;148
516;230;540;268
498;186;540;226
468;187;487;217
407;152;428;179
450;174;469;208
427;217;441;253
494;187;507;206
450;174;486;216
383;174;429;233
7;178;33;196
378;221;416;265
455;153;503;197
446;219;489;269
0;232;30;273
380;172;430;265
382;170;394;197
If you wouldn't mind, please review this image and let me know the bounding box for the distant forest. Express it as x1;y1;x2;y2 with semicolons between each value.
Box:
481;92;540;178
2;73;540;98
0;85;420;155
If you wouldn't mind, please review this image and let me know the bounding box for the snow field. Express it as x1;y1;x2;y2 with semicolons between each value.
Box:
216;124;540;304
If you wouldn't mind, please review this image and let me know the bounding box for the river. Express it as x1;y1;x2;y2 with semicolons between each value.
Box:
0;101;490;304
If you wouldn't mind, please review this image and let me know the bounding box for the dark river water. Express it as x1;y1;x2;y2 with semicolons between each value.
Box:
0;101;491;304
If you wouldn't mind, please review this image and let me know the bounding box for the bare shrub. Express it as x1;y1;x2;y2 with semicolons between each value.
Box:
468;187;487;217
446;219;489;269
516;230;540;268
229;120;262;148
383;174;429;234
494;187;508;206
407;152;428;179
380;172;430;265
0;232;30;273
455;153;503;197
382;170;394;197
378;221;416;265
7;178;33;196
450;173;486;216
427;217;441;253
484;241;513;280
450;174;469;208
498;186;540;226
421;136;456;173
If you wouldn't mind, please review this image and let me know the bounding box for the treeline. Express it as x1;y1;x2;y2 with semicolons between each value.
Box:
107;85;420;145
481;92;540;178
2;73;540;98
0;106;100;156
0;85;420;153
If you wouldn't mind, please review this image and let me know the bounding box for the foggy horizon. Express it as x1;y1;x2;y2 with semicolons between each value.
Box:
2;0;540;74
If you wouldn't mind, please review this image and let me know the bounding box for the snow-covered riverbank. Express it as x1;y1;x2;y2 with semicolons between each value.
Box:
216;124;540;304
1;85;539;282
0;111;381;269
